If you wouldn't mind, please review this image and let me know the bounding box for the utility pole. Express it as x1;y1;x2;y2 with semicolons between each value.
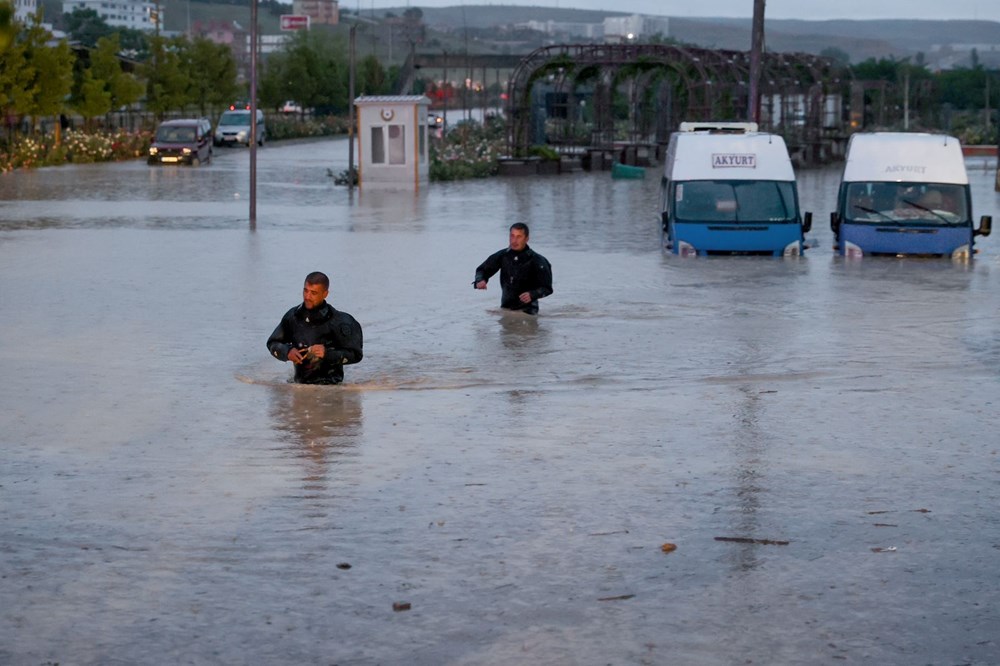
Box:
903;67;910;130
249;0;258;229
748;0;765;124
348;24;356;191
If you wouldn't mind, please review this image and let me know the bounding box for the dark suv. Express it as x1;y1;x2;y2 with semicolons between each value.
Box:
148;118;213;166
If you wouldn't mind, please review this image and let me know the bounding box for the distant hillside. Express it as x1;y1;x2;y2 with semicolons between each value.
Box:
397;5;622;30
709;18;1000;64
390;6;1000;66
43;0;1000;69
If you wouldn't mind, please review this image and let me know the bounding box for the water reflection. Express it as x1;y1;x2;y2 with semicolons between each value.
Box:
726;384;768;573
268;387;364;505
497;310;546;352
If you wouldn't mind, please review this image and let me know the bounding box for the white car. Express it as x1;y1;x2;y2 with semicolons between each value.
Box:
214;108;266;147
281;100;303;114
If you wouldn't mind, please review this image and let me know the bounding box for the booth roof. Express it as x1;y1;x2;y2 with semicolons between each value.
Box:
354;95;431;105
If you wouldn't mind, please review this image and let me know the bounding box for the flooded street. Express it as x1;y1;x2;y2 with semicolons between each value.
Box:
2;138;1000;665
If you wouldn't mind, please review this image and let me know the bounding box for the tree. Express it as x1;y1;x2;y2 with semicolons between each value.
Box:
69;31;143;128
63;8;113;48
260;30;349;114
13;13;75;128
820;47;851;67
0;26;31;134
90;33;143;113
358;54;388;96
0;0;15;53
72;67;111;126
182;36;239;116
143;35;191;117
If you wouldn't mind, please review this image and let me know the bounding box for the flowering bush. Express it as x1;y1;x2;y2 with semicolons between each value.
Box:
0;129;152;173
429;117;506;181
266;114;351;141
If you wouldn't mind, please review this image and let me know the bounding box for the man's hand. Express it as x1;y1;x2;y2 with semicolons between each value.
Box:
519;292;533;303
475;280;488;290
289;345;325;364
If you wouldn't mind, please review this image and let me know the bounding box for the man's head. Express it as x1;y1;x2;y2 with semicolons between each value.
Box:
302;271;330;310
508;223;529;251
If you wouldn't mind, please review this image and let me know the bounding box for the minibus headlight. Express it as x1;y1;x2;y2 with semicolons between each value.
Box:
783;240;802;257
844;241;864;259
677;240;698;257
951;244;971;261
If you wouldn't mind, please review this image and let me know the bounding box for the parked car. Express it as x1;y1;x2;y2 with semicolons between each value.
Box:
428;113;444;129
214;108;266;147
148;118;213;166
281;100;303;114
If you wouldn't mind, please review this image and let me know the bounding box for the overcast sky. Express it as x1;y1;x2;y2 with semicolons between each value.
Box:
374;0;1000;22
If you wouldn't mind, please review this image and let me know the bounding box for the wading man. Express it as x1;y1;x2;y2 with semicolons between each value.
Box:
473;223;553;315
267;272;363;384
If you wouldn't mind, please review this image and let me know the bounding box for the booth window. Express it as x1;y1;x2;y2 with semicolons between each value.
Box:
370;126;385;164
371;125;406;164
419;125;427;163
388;125;406;165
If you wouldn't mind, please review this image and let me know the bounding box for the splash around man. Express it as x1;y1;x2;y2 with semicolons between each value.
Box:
267;272;363;384
473;223;553;315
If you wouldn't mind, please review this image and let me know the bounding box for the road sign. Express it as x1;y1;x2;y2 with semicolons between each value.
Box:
280;14;310;31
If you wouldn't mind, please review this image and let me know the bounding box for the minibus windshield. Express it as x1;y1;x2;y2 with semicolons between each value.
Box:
674;180;797;223
843;182;969;225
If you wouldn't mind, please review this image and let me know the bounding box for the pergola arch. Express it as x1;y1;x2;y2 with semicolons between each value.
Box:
506;43;851;162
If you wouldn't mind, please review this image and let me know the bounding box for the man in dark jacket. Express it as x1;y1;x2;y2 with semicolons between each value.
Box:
267;272;363;384
473;223;553;315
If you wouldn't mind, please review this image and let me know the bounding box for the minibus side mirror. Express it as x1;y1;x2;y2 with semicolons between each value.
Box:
802;211;812;234
830;212;841;239
975;215;992;237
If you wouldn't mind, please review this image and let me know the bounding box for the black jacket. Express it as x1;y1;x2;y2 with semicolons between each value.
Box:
474;245;553;314
267;302;363;384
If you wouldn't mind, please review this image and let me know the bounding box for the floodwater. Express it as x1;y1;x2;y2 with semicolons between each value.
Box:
2;138;1000;665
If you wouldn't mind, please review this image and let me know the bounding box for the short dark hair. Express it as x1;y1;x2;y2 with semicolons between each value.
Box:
509;222;529;237
304;271;329;289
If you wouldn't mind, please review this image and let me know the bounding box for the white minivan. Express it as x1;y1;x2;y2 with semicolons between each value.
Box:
214;107;266;147
659;122;812;257
831;132;991;258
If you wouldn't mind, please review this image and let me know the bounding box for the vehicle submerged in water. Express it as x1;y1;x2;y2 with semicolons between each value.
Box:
659;122;812;257
830;132;992;259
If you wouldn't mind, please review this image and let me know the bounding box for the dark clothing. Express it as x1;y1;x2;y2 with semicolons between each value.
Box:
267;301;363;384
474;245;553;314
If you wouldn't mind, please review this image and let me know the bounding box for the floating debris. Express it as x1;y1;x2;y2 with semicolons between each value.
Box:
660;542;678;553
715;536;790;546
392;601;411;612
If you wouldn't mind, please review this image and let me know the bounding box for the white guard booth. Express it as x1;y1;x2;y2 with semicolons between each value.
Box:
354;95;431;189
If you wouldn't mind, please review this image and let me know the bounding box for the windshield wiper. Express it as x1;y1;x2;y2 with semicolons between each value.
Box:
852;204;896;222
901;199;951;224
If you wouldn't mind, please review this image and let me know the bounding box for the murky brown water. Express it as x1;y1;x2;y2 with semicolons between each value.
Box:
2;139;1000;665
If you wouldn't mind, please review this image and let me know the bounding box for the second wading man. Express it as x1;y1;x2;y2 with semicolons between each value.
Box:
473;223;553;315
